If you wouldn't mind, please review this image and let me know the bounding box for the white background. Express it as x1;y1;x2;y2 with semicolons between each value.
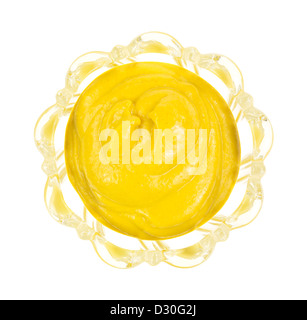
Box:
0;0;306;300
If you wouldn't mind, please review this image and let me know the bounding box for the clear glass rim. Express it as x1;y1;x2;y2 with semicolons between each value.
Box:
34;32;273;268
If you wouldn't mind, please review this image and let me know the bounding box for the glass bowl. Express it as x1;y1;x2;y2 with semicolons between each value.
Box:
34;32;273;268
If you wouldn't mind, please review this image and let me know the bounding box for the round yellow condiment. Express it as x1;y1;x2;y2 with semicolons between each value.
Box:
65;62;241;240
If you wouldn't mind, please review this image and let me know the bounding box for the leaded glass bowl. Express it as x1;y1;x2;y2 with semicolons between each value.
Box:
34;32;273;268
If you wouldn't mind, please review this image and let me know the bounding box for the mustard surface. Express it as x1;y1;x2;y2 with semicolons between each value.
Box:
65;62;241;240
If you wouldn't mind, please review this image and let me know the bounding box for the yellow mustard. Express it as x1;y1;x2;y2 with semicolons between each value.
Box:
65;62;241;240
